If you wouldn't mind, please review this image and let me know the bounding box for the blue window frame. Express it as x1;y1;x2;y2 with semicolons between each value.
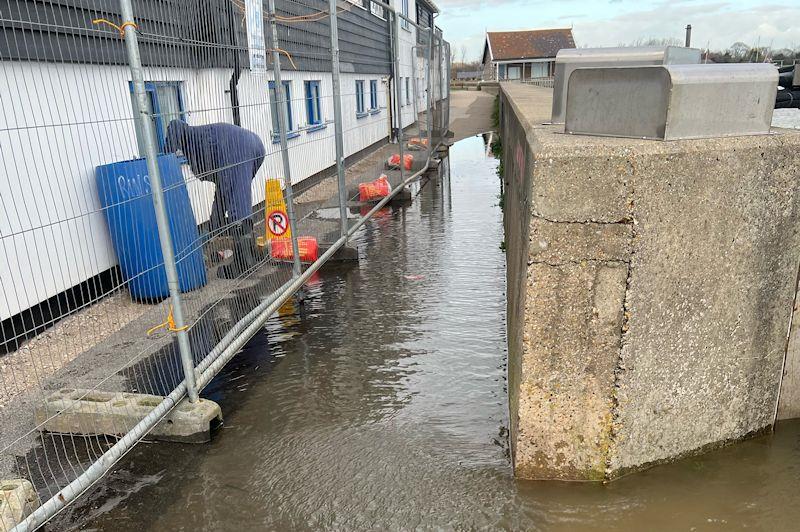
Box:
404;77;411;106
401;0;410;30
304;80;323;129
269;80;297;143
355;80;367;118
128;81;185;155
369;80;379;113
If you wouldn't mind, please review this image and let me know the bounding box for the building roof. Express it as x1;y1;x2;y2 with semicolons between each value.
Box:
485;28;575;61
417;0;440;13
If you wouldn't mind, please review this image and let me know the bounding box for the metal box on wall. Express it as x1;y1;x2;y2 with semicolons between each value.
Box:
564;63;779;141
551;46;701;124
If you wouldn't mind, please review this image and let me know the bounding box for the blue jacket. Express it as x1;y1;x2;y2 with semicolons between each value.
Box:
165;120;265;223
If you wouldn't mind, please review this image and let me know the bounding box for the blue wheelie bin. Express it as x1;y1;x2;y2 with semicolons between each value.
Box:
96;154;207;301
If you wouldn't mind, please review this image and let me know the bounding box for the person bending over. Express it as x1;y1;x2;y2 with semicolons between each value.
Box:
165;119;266;279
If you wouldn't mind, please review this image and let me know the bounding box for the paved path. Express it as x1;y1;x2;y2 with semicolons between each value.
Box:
449;90;496;141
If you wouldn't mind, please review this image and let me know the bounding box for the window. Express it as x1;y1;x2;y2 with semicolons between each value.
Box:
370;1;385;19
269;80;296;142
355;80;366;117
404;77;411;106
128;81;185;155
304;80;323;129
401;0;410;30
369;80;379;113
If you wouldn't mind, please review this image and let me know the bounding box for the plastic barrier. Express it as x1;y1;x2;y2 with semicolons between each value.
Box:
96;154;207;300
270;236;319;263
358;174;391;202
386;153;413;171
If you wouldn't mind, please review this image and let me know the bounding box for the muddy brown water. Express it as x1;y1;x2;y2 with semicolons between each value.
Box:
54;136;800;531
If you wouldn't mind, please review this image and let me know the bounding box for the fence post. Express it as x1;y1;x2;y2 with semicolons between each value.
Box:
267;0;302;276
435;33;443;134
392;12;406;185
426;27;434;154
443;41;451;132
119;0;199;403
328;0;348;239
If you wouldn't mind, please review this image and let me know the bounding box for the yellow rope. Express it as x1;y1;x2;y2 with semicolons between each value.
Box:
146;305;189;336
92;18;138;37
268;48;298;70
274;2;353;22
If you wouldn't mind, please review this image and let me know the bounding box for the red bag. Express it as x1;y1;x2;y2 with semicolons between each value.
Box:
358;174;390;202
387;153;413;171
407;137;429;151
270;236;319;263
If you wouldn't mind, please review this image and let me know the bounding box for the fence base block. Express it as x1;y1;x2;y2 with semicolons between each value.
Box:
34;389;222;444
0;479;40;530
320;244;359;262
389;187;413;205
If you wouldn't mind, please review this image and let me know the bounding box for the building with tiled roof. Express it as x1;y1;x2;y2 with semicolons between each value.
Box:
482;28;576;81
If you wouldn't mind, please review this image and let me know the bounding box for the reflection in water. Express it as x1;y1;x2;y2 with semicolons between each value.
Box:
59;136;800;531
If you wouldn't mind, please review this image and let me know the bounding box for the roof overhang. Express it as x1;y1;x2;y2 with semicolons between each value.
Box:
417;0;440;14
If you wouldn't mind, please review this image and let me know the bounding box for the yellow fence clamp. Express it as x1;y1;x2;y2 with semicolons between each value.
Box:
146;305;189;336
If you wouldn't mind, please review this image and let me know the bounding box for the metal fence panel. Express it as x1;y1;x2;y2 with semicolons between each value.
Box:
0;0;449;530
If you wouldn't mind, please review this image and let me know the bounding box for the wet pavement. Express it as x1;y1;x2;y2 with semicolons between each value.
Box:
55;136;800;531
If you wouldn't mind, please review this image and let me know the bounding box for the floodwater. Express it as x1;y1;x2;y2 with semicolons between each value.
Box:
58;136;800;531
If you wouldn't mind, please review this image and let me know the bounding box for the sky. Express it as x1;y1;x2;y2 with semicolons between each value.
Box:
434;0;800;61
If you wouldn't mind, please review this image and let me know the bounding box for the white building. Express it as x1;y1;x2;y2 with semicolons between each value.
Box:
0;0;447;343
481;28;575;81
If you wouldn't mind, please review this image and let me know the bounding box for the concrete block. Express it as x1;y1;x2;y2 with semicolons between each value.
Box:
530;218;632;265
0;479;39;531
320;243;359;262
389;187;413;205
35;389;222;444
501;81;800;481
516;260;628;480
610;141;800;474
531;152;633;223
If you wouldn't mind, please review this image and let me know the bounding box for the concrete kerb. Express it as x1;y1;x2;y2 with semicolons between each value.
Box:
0;479;39;531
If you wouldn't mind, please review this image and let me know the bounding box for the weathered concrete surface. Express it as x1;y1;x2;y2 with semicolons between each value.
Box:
0;479;39;531
34;389;222;443
501;82;800;480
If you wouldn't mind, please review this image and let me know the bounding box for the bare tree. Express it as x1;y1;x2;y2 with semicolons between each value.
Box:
729;41;750;60
459;44;467;66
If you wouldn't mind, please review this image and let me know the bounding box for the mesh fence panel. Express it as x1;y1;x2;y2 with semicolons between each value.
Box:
0;1;448;529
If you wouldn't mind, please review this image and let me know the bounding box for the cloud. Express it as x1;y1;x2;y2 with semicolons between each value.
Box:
574;2;800;50
438;1;800;59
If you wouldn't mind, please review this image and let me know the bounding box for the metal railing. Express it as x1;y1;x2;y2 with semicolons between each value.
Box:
520;77;555;88
0;1;449;529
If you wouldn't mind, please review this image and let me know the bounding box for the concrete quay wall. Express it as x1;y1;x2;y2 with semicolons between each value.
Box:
500;83;800;480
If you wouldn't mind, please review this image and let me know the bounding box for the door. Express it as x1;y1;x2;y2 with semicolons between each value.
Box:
507;65;521;80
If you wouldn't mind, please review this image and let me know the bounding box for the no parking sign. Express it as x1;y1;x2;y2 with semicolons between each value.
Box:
267;210;289;237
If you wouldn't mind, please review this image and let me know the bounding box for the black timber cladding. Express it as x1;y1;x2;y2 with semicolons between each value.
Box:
0;0;391;74
271;0;390;74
